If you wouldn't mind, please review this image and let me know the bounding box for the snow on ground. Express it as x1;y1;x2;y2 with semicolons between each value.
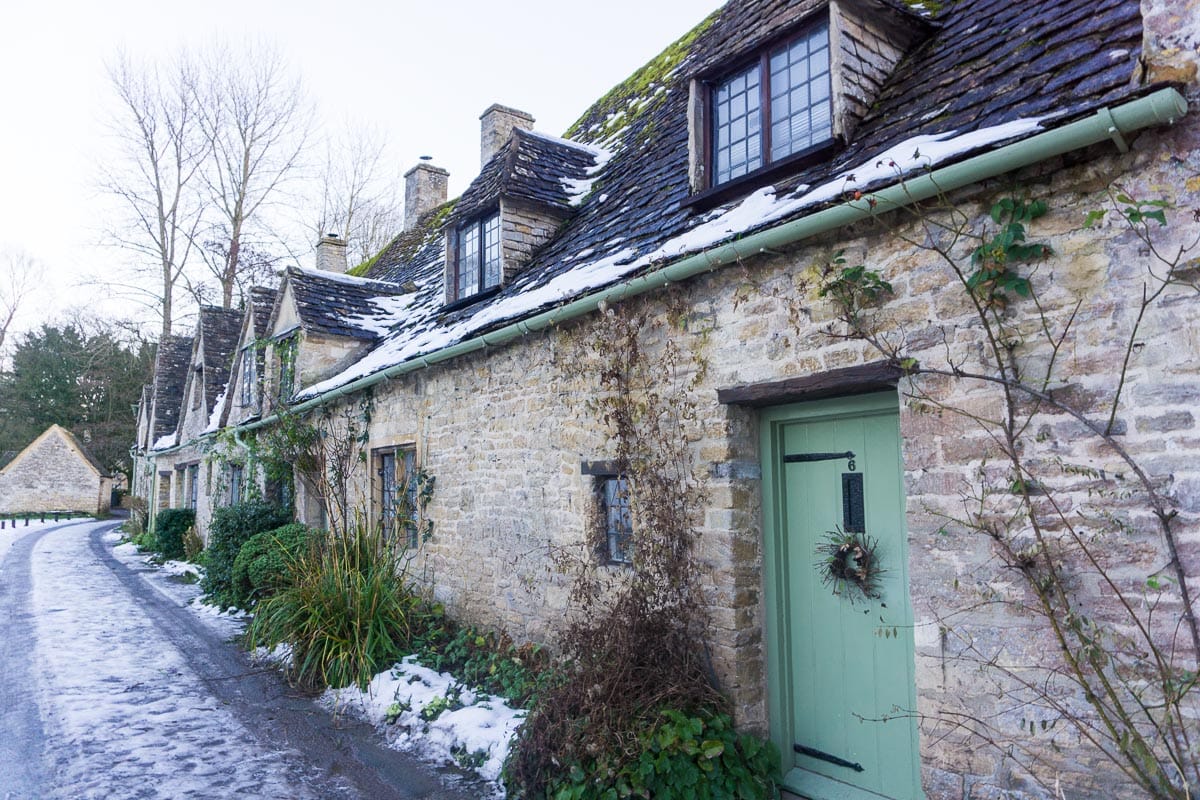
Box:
0;516;88;570
28;521;321;798
108;537;250;641
119;536;519;794
323;656;525;794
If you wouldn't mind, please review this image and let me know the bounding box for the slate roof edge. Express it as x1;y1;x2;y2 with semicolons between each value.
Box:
240;86;1186;426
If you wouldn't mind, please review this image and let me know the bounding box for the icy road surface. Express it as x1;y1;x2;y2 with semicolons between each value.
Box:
0;519;478;800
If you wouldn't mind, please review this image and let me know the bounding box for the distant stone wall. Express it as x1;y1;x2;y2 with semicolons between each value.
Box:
0;433;108;515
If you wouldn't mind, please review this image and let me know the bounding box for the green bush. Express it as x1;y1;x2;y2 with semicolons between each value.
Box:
231;523;316;608
531;709;778;800
202;501;291;609
245;520;421;690
411;609;553;708
153;509;195;560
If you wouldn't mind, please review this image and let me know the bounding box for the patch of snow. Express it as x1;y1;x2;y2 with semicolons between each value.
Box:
152;432;177;450
160;559;201;580
323;656;525;792
291;264;401;289
560;144;615;207
346;291;423;336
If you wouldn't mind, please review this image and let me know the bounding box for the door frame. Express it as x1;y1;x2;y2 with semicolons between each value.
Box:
759;391;921;799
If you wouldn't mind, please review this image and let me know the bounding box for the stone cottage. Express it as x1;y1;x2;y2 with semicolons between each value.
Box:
135;0;1200;796
0;424;112;516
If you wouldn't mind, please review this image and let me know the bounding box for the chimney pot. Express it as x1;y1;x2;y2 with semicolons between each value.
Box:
480;103;534;167
315;233;348;273
403;162;450;232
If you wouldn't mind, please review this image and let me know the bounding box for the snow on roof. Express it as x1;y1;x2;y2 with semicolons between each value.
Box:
299;115;1044;400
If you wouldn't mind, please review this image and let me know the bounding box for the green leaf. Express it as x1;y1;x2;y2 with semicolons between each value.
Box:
701;739;726;759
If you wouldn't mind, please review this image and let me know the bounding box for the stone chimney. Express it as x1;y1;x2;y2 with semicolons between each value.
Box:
315;233;348;273
403;162;449;231
480;104;534;167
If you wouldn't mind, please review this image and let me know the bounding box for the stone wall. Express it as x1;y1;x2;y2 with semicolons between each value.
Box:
0;432;109;515
297;117;1200;798
500;198;567;281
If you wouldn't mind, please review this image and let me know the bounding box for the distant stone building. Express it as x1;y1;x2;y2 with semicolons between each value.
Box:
0;425;112;516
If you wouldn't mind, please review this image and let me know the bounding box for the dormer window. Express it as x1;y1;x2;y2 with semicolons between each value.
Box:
711;19;832;186
452;212;502;302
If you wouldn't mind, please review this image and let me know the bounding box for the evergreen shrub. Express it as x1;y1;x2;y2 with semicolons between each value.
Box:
231;522;316;608
153;508;194;560
202;501;291;609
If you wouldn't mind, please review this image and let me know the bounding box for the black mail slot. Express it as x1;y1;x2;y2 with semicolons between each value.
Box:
842;472;865;532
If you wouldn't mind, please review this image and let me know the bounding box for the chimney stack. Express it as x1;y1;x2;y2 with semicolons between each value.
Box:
480;104;534;167
403;162;449;232
315;233;348;273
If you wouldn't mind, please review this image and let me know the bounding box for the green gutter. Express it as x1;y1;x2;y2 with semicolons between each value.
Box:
236;87;1187;434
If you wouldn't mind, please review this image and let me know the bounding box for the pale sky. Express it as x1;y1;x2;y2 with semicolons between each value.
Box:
0;0;720;340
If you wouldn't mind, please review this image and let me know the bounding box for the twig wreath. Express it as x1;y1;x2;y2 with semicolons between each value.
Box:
815;528;883;602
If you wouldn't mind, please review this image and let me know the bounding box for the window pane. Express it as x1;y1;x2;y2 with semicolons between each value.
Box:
604;477;633;563
712;62;762;184
483;214;502;289
457;224;479;298
769;20;832;162
379;452;396;539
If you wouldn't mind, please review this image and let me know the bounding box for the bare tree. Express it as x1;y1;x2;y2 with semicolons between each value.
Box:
101;50;207;338
0;248;41;354
310;125;404;267
197;41;312;308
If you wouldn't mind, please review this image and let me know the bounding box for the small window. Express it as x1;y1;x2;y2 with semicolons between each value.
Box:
452;212;502;302
600;476;633;564
239;347;258;408
710;19;832;186
376;447;418;547
276;336;297;403
228;463;244;505
186;464;199;510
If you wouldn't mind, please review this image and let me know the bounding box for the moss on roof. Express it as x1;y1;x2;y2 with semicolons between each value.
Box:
565;8;720;146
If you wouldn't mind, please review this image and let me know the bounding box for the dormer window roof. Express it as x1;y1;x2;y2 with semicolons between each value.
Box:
444;123;605;308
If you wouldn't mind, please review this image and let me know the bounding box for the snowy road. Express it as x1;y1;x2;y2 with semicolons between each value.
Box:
0;519;478;800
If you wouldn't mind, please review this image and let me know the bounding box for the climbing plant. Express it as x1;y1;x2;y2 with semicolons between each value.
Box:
815;185;1200;798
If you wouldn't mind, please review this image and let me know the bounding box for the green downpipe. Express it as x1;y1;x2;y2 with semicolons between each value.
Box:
233;87;1186;434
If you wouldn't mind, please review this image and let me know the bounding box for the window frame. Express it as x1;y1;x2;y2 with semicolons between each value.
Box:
228;463;244;506
691;14;839;206
239;346;258;409
448;210;503;305
186;463;199;510
375;446;419;548
275;334;298;404
582;460;633;566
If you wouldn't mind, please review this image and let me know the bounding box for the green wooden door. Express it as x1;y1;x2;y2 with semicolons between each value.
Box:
761;393;922;799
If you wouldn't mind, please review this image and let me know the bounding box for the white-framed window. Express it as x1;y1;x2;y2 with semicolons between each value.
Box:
275;335;297;403
239;347;258;408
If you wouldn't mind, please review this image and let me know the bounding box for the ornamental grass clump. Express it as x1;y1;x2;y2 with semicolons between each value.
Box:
245;518;423;691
